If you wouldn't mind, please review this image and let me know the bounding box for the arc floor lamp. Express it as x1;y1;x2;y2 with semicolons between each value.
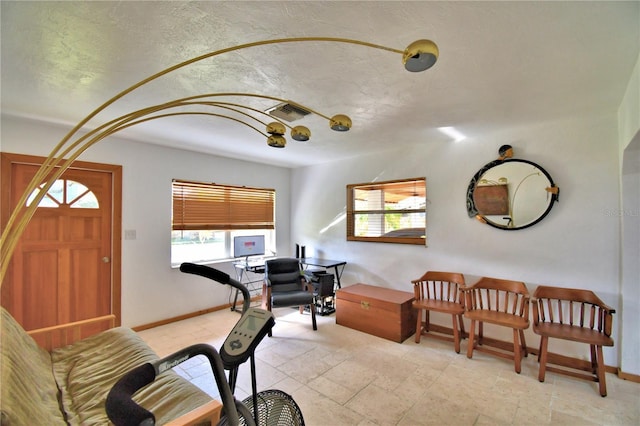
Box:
0;37;439;283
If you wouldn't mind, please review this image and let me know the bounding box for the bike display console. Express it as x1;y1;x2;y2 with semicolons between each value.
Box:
220;307;275;368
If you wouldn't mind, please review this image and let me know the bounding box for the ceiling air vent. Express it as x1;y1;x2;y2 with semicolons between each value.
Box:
266;102;311;122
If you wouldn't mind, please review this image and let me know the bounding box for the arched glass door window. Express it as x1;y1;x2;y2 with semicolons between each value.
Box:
26;179;99;208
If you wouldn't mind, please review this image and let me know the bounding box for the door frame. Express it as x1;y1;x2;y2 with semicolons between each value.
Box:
1;152;123;325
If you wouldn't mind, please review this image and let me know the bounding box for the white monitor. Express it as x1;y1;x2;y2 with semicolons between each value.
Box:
233;235;265;258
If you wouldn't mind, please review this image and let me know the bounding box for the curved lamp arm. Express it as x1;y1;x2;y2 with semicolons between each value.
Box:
0;37;438;284
0;107;273;270
46;38;435;164
2;93;311;250
9;92;330;223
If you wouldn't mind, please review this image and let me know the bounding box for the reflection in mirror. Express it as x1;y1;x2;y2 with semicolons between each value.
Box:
467;147;559;230
475;162;554;228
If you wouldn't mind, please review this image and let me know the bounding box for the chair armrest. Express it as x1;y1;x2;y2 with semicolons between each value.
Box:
412;281;420;300
302;277;315;293
531;296;540;325
587;292;616;315
602;305;616;315
164;400;222;426
604;307;615;336
261;282;272;310
27;314;116;351
595;300;616;336
456;285;469;307
460;284;474;309
459;283;474;294
522;294;531;320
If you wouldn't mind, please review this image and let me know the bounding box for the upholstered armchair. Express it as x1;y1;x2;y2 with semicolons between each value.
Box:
262;258;317;336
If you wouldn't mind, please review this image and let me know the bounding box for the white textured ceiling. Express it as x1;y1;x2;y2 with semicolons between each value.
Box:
1;1;639;168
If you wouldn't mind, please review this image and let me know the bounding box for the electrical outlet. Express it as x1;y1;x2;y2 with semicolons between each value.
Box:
124;229;137;240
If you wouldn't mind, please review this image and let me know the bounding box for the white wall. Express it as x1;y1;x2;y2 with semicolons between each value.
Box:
620;54;640;152
618;52;640;376
1;115;291;327
292;112;624;365
621;137;639;376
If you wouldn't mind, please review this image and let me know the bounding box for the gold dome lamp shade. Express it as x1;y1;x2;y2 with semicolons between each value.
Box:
266;121;286;135
291;126;311;142
403;39;439;72
329;114;352;132
267;135;286;148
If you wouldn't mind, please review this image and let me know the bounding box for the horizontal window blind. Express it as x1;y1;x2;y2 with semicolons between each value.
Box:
172;179;275;231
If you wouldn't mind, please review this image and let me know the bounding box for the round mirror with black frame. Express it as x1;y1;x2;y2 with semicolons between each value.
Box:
466;146;560;230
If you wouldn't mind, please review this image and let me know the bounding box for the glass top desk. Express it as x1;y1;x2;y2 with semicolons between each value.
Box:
300;257;347;289
231;258;271;312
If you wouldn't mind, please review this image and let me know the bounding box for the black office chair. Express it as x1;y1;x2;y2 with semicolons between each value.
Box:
262;258;317;336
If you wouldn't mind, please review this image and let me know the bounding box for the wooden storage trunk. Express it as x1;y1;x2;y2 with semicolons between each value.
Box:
336;283;416;343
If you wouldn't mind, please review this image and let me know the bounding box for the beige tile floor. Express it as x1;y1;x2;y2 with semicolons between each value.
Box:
138;308;639;426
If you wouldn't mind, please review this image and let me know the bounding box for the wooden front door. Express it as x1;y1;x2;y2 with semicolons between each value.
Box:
1;153;122;329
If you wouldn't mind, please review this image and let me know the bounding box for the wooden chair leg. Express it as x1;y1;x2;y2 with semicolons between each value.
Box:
266;298;273;337
513;329;522;374
451;314;461;353
538;336;549;382
458;314;466;338
537;339;542;362
478;321;484;346
590;344;598;373
596;345;607;397
519;329;528;357
467;320;476;359
415;310;423;343
425;311;430;332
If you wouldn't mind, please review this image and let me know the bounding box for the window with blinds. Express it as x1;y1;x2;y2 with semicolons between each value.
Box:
171;179;275;265
172;180;275;230
347;177;426;245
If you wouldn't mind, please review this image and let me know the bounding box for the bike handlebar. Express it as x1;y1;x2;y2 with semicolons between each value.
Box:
106;344;245;426
179;263;252;314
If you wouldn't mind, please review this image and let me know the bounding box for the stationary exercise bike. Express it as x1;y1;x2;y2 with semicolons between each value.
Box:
106;263;304;426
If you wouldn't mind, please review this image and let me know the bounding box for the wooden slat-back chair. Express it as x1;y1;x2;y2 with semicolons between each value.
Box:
411;271;466;353
463;277;530;373
532;285;615;397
